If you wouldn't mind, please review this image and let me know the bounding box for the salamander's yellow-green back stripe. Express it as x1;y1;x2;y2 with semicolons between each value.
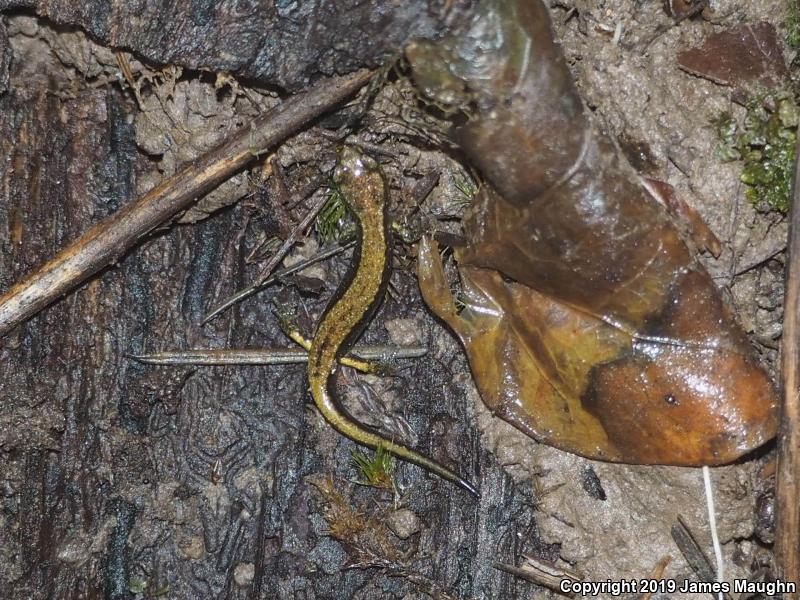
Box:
307;146;477;497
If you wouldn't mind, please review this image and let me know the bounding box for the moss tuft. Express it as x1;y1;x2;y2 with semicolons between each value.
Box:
351;446;396;491
316;186;357;244
715;91;798;213
787;2;800;51
309;476;404;564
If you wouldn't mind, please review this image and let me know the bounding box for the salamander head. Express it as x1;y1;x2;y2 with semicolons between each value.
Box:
333;147;384;213
334;146;379;184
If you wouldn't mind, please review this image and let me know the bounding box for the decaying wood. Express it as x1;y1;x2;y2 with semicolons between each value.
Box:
0;69;373;338
776;133;800;587
0;74;545;599
0;0;466;91
0;8;555;597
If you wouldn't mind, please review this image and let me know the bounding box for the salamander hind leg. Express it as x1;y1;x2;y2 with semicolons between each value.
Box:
306;146;478;497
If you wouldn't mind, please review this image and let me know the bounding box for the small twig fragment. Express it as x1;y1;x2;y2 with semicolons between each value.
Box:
639;556;671;600
201;242;353;324
493;554;582;594
670;516;719;587
201;192;336;323
115;51;144;108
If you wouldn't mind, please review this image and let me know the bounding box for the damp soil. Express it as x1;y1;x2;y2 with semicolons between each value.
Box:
0;1;793;598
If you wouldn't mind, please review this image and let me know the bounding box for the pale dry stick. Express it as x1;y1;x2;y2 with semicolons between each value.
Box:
130;345;427;366
776;133;800;589
0;69;374;338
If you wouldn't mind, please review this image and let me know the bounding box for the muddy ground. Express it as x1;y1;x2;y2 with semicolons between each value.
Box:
0;0;794;598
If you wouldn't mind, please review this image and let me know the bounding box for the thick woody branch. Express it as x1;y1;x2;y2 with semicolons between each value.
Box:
776;133;800;586
0;69;373;338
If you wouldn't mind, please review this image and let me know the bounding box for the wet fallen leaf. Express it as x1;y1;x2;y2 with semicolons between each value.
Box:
409;0;778;465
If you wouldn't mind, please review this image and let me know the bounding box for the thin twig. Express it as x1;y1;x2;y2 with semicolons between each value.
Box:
729;241;787;277
775;131;800;585
130;344;426;366
200;238;353;325
623;0;708;53
493;554;581;594
671;516;717;584
0;69;374;338
211;242;352;325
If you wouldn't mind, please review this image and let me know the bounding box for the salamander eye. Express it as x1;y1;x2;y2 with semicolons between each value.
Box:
349;161;365;179
333;163;355;184
360;154;379;172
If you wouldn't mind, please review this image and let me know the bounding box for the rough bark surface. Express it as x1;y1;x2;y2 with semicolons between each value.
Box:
0;0;792;598
0;0;472;91
0;12;543;600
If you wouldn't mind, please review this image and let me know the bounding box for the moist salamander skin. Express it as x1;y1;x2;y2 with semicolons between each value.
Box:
307;147;478;495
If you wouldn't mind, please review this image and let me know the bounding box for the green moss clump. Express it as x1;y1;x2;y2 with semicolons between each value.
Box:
715;91;798;213
788;2;800;51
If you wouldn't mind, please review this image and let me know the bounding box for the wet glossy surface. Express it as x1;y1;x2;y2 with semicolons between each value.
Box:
409;0;778;465
308;147;477;493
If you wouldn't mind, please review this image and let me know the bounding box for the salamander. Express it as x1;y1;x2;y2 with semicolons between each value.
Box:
307;146;477;496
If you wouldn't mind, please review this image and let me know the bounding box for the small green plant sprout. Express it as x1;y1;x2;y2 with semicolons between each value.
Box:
316;186;357;244
351;445;396;491
128;578;169;597
452;174;478;208
714;91;799;213
151;586;171;597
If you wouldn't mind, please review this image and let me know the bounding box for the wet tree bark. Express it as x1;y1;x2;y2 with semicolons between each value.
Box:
0;0;474;91
0;5;544;599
